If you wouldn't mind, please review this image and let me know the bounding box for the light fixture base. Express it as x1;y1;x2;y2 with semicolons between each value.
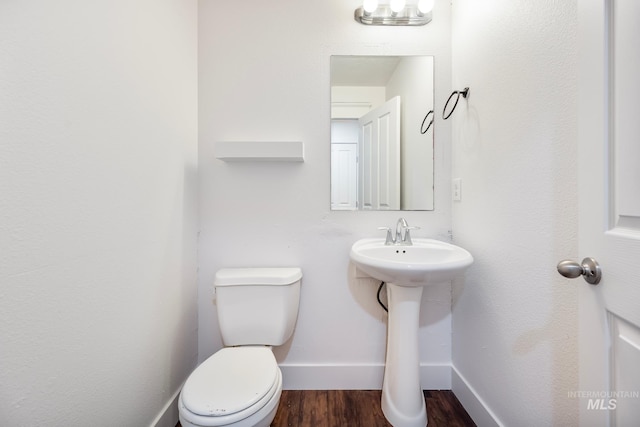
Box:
354;5;432;26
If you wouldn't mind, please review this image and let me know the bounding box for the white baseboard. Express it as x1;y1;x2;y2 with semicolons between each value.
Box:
451;365;502;427
151;387;181;427
280;363;452;390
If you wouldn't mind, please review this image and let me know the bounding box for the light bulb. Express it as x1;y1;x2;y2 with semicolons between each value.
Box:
390;0;406;13
363;0;378;14
418;0;435;14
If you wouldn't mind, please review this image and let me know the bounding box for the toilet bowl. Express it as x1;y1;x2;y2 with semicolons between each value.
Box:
178;268;302;427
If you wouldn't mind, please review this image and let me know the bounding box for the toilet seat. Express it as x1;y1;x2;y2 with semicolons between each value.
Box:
179;347;281;427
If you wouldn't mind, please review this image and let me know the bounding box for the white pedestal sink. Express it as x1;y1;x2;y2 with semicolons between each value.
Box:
350;238;473;427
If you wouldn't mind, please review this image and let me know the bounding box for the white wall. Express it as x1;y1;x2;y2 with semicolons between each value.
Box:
198;0;453;389
451;1;579;425
331;86;387;119
0;1;198;425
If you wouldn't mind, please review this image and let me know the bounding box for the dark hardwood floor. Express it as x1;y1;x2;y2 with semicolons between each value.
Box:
177;390;476;427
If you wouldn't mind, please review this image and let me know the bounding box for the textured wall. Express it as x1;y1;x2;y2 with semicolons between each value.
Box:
198;0;453;388
451;0;579;425
0;1;198;425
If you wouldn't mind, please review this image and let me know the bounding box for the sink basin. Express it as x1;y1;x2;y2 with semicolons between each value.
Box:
350;238;473;286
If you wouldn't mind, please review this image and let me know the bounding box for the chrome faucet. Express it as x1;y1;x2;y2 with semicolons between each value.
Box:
395;217;411;245
379;218;419;245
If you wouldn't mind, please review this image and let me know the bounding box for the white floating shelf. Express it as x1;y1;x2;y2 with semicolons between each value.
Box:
215;141;304;162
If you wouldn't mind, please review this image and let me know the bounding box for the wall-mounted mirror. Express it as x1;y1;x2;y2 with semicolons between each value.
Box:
330;55;434;211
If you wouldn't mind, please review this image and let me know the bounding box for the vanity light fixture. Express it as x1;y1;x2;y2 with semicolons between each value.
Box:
355;0;434;26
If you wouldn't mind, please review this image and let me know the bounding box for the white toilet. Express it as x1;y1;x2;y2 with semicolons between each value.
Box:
178;267;302;427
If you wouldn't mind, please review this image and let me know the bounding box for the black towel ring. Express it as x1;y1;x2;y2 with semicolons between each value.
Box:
420;110;434;134
443;87;469;120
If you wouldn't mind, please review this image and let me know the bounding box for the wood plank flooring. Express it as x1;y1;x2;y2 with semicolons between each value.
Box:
177;390;476;427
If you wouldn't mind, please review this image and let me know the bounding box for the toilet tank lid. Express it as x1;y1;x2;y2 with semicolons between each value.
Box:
215;267;302;286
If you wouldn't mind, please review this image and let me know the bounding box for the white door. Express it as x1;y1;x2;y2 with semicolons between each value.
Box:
576;0;640;425
331;143;358;210
358;96;401;210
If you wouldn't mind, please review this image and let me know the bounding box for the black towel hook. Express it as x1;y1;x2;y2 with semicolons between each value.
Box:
420;110;434;134
442;87;469;120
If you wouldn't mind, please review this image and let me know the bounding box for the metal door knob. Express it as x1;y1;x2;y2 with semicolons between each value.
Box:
557;257;602;285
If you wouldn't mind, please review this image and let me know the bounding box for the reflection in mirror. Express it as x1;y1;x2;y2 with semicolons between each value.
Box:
330;55;434;211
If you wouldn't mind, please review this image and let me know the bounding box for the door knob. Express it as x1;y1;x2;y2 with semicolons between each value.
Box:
557;257;602;285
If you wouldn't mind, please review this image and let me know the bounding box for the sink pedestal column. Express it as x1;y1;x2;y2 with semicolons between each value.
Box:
381;283;428;427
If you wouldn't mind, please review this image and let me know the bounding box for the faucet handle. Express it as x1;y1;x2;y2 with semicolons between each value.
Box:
403;226;420;245
378;227;395;245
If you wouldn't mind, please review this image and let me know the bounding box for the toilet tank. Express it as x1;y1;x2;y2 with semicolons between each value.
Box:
214;267;302;346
